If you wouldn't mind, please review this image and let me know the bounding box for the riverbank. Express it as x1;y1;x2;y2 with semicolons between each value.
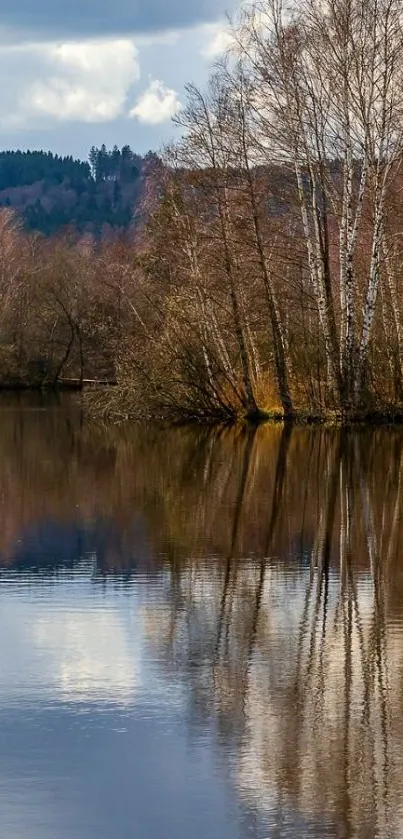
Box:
82;386;403;427
0;379;117;392
247;407;403;426
1;384;403;427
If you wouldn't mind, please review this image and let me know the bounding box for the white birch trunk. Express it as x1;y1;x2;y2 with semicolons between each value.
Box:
295;160;339;396
356;189;385;397
384;243;403;388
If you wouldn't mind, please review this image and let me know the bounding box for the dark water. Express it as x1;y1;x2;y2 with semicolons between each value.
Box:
1;394;403;838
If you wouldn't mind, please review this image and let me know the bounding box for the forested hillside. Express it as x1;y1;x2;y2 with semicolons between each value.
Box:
0;146;158;236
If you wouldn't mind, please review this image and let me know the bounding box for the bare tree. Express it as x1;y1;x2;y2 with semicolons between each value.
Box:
237;0;403;409
174;79;261;417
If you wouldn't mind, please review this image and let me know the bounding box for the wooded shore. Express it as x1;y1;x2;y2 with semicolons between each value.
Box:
1;1;403;425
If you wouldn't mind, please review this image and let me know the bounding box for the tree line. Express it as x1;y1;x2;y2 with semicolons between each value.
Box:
0;150;91;190
0;146;154;236
1;0;403;421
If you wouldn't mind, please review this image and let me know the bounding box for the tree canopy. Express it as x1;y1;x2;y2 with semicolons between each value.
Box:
0;146;154;236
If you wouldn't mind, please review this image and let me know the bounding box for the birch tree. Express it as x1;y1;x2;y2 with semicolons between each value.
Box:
237;0;403;408
217;59;295;417
174;78;260;417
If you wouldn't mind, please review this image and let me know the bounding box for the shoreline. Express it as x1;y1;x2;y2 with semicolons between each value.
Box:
0;379;116;392
245;408;403;427
1;386;403;427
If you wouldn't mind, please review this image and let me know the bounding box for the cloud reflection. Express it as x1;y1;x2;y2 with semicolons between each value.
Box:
0;589;142;707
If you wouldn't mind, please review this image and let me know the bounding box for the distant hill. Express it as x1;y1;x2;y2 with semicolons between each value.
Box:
0;146;160;237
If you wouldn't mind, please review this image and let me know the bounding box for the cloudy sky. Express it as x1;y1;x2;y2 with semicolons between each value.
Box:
0;0;238;160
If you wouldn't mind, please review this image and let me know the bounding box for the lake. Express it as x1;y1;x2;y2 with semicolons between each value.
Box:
0;394;402;838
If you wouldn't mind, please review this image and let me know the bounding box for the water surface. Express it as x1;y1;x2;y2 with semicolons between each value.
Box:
0;394;403;838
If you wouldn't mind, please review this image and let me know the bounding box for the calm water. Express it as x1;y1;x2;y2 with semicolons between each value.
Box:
1;395;403;838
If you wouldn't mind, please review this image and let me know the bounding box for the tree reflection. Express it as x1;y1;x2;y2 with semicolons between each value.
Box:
145;425;403;839
0;397;403;835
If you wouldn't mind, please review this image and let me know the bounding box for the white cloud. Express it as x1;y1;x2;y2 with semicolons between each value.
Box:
0;38;140;127
201;23;235;59
129;78;181;125
26;39;140;123
200;9;273;61
0;22;213;151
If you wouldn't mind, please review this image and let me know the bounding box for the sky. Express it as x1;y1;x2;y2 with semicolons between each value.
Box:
0;0;238;161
